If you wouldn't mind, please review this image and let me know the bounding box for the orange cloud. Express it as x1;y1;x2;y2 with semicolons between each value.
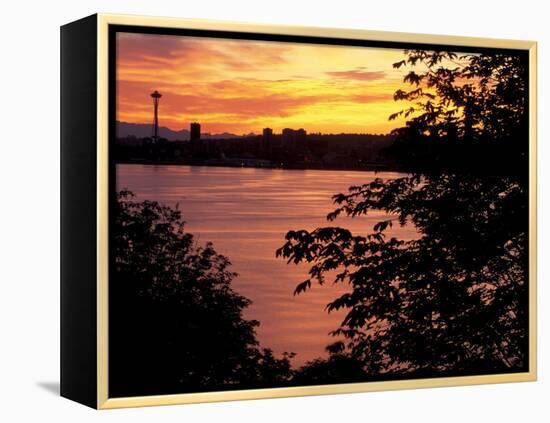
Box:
116;32;413;134
326;68;387;81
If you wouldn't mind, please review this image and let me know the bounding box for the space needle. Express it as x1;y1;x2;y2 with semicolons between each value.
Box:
150;90;162;143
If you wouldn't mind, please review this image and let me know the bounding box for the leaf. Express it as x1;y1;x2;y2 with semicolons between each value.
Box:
293;280;311;296
373;219;393;232
389;112;402;121
325;341;345;354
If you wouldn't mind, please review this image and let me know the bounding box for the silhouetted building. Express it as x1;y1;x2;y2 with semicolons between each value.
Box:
295;128;307;142
190;122;201;142
282;128;307;151
150;90;162;143
262;127;273;153
281;128;292;145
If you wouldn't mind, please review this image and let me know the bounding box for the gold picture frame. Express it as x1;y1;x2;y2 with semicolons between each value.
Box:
61;13;537;409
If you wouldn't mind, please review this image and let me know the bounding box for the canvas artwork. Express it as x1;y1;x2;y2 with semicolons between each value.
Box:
109;29;530;398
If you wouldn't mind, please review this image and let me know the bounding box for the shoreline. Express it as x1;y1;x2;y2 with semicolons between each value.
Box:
115;159;401;173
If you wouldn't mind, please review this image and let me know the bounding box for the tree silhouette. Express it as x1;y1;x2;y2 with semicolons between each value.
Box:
110;190;293;397
387;50;528;176
278;49;529;378
292;352;369;385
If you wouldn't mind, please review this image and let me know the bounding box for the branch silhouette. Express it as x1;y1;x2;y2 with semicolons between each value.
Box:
278;50;529;378
110;190;294;397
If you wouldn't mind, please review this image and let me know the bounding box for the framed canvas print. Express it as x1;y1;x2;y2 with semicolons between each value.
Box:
60;14;537;409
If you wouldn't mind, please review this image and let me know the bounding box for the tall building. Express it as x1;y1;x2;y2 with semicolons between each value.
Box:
295;128;307;143
262;127;273;154
190;122;201;142
281;128;293;150
282;128;307;151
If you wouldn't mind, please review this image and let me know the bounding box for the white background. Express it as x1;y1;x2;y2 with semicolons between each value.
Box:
0;0;547;421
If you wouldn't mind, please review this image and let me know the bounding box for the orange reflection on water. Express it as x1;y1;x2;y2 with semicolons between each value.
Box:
116;165;417;365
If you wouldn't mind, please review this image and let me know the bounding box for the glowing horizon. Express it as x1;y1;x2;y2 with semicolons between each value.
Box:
116;32;415;135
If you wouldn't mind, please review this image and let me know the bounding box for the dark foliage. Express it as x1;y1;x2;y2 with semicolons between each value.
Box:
292;354;369;385
387;50;528;177
110;191;293;397
277;49;529;378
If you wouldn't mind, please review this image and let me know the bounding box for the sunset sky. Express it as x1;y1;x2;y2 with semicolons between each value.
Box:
116;32;414;135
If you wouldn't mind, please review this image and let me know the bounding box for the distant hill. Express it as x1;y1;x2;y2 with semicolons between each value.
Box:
116;121;242;141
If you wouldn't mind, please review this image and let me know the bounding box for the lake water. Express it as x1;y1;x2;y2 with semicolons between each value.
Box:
116;164;415;365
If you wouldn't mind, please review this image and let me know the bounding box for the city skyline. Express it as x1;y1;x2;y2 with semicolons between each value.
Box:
117;118;394;139
116;32;416;135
